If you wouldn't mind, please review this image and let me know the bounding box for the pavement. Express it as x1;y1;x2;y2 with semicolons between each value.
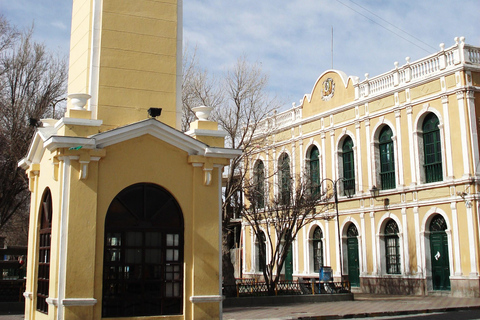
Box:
223;293;480;319
2;294;480;320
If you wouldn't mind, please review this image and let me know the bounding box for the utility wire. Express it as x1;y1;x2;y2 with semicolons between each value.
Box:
335;0;435;54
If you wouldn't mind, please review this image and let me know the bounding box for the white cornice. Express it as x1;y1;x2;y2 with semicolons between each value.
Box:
44;136;96;151
54;117;103;130
93;119;209;155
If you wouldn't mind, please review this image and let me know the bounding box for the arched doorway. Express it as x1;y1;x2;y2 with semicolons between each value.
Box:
346;224;360;287
102;183;184;317
429;215;450;290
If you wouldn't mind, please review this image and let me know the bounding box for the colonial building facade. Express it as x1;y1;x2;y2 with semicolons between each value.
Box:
243;37;480;297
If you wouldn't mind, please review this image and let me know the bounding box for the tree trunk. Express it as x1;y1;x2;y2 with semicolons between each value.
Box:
222;227;237;297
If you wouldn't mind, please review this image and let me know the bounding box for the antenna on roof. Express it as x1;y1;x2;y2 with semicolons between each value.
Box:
331;26;334;69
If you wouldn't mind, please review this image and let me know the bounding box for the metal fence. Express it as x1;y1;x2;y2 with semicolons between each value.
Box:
224;279;350;297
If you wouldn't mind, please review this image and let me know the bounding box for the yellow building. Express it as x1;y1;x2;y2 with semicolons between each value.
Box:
19;0;240;319
243;37;480;297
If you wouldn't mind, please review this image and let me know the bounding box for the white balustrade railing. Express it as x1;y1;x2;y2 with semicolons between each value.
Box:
253;37;479;134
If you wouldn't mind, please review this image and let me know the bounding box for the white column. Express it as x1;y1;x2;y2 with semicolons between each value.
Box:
402;208;409;274
413;207;422;275
406;107;417;185
441;96;454;179
395;110;405;186
355;122;363;192
334;216;341;277
466;91;480;178
325;220;331;266
466;201;478;276
370;211;377;274
451;202;462;275
365;119;372;188
392;135;400;188
291;142;296;190
321;132;327;185
456;90;471;178
57;156;74;320
360;213;367;274
299;140;304;185
330;131;336;180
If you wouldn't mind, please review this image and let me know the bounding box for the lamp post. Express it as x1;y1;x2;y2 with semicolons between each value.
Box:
323;178;354;282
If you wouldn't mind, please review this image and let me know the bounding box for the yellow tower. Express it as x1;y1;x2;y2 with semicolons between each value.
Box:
67;0;183;130
20;1;241;319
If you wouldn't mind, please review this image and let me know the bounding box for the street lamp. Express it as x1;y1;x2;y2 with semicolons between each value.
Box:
323;178;354;283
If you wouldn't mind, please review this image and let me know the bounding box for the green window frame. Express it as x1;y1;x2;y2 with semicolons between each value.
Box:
309;146;320;195
312;227;323;272
342;137;355;196
423;113;443;183
254;160;265;209
278;153;291;205
384;220;400;274
379;127;395;190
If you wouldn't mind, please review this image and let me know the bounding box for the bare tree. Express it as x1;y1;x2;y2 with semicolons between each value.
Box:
182;53;278;288
0;17;68;232
181;46;223;132
214;57;278;289
243;175;334;295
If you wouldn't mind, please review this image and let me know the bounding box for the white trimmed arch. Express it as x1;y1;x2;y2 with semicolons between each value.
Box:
376;212;404;275
419;208;453;283
340;217;362;279
412;108;447;184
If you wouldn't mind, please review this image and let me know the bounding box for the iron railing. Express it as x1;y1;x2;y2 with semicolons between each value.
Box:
223;279;350;297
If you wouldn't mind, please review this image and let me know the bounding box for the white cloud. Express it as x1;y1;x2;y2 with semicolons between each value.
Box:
2;0;479;109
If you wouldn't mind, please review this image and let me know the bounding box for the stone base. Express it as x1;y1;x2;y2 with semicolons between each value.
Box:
360;276;425;295
450;277;480;298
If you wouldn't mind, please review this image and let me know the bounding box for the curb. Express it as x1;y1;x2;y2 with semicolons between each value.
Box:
297;305;480;319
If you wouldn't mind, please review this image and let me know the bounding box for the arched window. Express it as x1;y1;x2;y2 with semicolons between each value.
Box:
385;220;400;274
312;227;323;272
379;126;395;190
308;146;320;195
278;153;291;205
342;137;355;196
102;183;184;317
253;160;265;209
255;232;266;272
423;113;443;183
37;188;52;314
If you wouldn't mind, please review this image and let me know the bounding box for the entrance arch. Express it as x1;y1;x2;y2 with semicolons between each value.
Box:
429;215;450;290
102;183;184;317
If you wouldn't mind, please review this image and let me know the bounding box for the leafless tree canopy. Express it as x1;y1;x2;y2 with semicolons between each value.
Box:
243;175;335;295
0;16;68;232
182;49;279;287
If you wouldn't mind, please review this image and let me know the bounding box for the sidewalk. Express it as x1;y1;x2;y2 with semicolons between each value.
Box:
223;293;480;319
4;294;480;320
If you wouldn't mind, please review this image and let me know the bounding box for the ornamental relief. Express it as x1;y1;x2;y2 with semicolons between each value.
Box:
321;78;335;101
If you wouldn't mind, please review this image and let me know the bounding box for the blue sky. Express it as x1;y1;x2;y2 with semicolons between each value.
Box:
2;0;479;110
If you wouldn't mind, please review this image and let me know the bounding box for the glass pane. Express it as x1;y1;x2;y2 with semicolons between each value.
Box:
126;249;142;263
167;234;179;246
146;232;161;247
126;232;142;246
166;249;179;261
146;249;162;263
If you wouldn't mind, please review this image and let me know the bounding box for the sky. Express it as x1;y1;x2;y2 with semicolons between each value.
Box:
1;0;479;110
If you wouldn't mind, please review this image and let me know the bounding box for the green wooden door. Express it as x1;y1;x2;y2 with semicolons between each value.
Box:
347;237;360;287
430;231;450;290
285;246;293;280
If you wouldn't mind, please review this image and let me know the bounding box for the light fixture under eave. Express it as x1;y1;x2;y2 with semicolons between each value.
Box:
148;108;162;118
